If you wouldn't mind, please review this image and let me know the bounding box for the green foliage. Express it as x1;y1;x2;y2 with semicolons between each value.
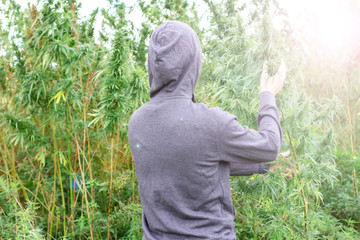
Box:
321;152;360;231
0;0;359;239
90;2;149;135
0;0;147;238
0;177;44;239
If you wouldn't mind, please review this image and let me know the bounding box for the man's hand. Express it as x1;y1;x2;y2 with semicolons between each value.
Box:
260;60;286;96
269;150;297;178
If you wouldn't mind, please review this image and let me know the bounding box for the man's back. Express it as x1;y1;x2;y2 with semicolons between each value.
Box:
128;20;282;239
129;98;238;239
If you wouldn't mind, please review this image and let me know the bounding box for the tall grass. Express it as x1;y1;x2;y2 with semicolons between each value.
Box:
303;51;360;153
0;0;359;239
0;1;148;238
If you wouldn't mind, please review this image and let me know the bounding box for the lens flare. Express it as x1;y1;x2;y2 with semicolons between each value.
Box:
311;0;360;51
281;0;360;53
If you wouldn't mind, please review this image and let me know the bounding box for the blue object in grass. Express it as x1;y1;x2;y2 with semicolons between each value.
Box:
71;177;83;192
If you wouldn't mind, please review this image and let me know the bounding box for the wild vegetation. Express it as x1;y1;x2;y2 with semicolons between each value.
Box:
0;0;359;239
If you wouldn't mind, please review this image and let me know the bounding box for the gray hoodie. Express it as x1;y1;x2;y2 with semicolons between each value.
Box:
128;21;282;240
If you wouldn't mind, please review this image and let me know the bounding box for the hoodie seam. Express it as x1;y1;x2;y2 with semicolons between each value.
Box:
218;168;225;215
215;110;223;162
155;22;170;90
159;21;170;47
215;111;225;215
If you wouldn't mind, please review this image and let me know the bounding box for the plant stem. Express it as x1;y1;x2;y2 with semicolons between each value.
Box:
353;168;358;198
52;123;67;236
67;102;94;240
286;129;308;237
301;188;308;235
107;137;114;240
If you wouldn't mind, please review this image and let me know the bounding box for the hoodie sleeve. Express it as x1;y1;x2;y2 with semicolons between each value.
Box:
216;91;282;176
229;162;270;176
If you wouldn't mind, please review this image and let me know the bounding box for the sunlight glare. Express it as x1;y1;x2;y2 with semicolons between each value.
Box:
311;0;360;51
282;0;360;53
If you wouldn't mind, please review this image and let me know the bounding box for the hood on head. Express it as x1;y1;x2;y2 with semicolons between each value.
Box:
148;21;202;101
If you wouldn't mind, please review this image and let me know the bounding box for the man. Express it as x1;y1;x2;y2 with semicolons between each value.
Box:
128;20;285;239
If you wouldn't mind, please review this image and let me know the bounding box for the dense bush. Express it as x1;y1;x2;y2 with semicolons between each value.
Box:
321;152;360;231
0;0;359;239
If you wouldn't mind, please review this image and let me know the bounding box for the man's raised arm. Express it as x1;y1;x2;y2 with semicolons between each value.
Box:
217;61;286;176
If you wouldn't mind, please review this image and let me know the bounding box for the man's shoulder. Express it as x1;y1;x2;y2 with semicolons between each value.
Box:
129;102;151;125
129;101;236;125
190;102;238;129
204;105;237;122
